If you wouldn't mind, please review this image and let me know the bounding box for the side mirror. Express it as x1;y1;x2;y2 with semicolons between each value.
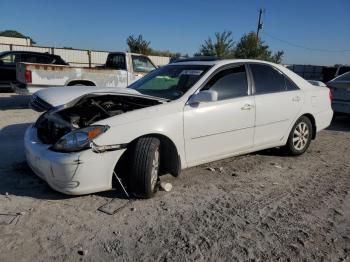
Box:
189;90;218;104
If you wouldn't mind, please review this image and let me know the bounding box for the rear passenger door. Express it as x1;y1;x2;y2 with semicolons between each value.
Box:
249;63;303;147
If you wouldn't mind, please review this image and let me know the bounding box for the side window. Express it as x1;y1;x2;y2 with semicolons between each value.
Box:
22;54;54;64
21;54;38;63
203;65;248;100
132;56;156;73
0;53;20;65
36;55;55;64
284;77;299;91
250;64;285;94
106;54;126;70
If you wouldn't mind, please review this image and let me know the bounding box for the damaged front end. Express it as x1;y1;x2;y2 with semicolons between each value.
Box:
35;94;162;151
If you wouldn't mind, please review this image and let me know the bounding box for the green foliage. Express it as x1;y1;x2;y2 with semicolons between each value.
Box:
196;31;284;63
196;31;235;58
126;34;151;55
234;32;284;63
126;34;186;58
0;30;36;44
149;49;184;59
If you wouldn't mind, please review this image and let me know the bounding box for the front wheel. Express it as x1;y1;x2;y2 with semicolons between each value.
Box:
129;137;160;198
284;116;313;155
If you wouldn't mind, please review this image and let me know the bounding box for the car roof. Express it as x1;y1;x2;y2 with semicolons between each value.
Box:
0;50;58;56
171;58;279;67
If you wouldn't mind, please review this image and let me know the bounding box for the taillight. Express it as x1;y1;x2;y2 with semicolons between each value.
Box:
25;70;32;83
328;87;333;102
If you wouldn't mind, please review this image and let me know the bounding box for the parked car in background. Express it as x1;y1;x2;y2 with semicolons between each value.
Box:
0;51;68;91
322;65;350;83
25;59;333;198
15;52;157;94
327;71;350;114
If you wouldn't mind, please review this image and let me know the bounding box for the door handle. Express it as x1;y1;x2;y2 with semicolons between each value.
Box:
292;96;301;102
241;104;253;110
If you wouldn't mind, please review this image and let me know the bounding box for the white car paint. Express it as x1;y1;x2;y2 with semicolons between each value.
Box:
24;59;333;195
307;80;327;87
33;86;141;108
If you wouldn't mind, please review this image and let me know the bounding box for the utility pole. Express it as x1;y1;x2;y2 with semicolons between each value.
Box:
256;8;264;39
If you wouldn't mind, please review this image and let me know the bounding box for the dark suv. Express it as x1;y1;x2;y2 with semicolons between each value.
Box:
0;51;68;91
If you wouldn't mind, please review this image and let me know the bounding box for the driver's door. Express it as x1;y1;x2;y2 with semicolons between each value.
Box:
184;65;255;166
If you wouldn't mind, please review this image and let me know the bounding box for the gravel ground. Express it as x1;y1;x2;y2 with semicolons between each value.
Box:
0;93;349;262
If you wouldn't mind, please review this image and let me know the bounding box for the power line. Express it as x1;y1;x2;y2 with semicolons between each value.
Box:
262;31;350;53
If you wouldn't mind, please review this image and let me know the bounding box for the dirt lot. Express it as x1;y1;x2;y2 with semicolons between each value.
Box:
0;92;349;262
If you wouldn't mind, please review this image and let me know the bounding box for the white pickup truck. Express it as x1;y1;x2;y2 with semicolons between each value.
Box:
14;52;157;94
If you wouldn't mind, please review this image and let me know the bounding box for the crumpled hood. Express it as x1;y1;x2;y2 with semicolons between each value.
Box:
34;86;142;107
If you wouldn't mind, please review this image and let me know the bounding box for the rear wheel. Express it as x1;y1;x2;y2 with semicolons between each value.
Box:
129;137;160;198
284;116;313;155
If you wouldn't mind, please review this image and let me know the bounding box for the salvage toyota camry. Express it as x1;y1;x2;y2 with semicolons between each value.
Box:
25;59;333;198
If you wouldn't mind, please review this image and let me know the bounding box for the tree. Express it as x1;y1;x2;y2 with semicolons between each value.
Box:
235;32;284;63
126;34;151;55
126;34;186;58
196;31;235;58
148;49;184;59
0;30;36;44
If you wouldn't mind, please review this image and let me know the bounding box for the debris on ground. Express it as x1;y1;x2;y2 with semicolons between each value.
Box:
270;162;282;169
159;182;172;192
78;247;88;256
98;198;131;215
0;213;19;225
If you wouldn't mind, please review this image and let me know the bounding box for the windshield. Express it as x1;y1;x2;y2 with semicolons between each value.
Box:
129;64;211;100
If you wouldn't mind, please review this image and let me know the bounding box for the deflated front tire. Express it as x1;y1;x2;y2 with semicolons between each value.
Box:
129;137;160;199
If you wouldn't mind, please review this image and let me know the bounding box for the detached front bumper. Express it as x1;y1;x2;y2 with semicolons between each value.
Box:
24;125;126;195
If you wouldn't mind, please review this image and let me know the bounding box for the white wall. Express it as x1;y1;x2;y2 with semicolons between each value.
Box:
0;36;31;46
0;43;170;67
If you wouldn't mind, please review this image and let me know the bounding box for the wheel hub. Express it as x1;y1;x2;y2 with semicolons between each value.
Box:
293;122;309;151
150;149;159;190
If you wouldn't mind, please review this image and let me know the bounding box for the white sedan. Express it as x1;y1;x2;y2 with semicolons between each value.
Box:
24;59;333;198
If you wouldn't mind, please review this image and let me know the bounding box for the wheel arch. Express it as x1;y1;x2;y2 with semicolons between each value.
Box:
114;133;181;185
302;113;317;140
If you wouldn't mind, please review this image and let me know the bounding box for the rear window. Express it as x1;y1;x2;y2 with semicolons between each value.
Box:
106;54;126;70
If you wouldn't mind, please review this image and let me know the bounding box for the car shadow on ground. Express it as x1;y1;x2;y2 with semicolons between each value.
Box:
0;94;31;110
327;115;350;132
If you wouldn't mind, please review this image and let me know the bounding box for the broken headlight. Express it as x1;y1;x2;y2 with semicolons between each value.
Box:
51;125;109;152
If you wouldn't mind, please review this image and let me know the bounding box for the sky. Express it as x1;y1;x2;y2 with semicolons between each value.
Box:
1;0;349;65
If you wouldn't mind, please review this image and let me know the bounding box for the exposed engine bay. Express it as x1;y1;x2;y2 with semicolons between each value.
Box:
35;94;162;144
